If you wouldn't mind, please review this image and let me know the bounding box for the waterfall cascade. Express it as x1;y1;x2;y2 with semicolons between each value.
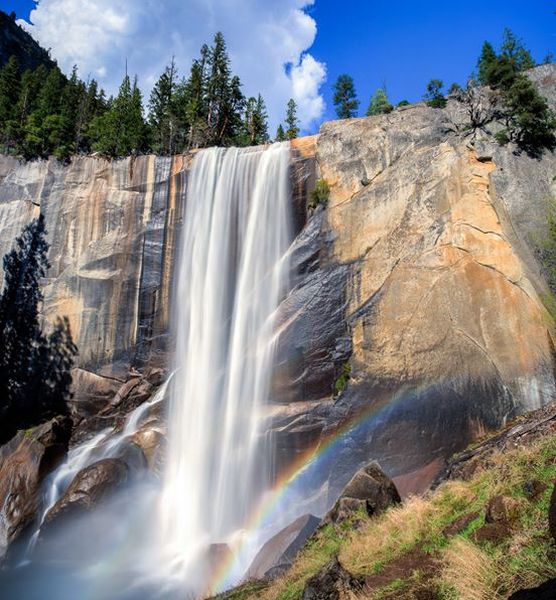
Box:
159;143;292;585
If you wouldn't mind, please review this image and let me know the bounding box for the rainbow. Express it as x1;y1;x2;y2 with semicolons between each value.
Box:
210;381;434;593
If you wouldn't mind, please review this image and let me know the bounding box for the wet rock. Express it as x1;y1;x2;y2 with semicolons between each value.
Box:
145;367;166;387
509;578;556;599
70;368;121;417
43;458;129;528
548;483;556;543
98;376;143;416
302;555;364;600
0;416;72;559
113;441;147;472
131;428;166;473
247;514;320;580
325;462;401;524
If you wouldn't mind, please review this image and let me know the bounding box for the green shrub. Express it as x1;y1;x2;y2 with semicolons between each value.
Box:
423;79;447;109
309;178;330;209
333;362;351;396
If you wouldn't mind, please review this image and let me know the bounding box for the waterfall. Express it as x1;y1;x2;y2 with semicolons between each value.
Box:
159;143;292;582
7;143;292;599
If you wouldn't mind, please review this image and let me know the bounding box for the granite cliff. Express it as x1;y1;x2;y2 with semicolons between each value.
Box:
0;64;555;555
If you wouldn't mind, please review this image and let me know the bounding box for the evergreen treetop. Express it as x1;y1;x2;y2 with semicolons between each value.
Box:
333;74;359;119
285;98;300;140
366;88;393;116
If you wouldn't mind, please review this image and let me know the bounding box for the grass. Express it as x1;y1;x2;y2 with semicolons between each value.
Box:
217;429;556;600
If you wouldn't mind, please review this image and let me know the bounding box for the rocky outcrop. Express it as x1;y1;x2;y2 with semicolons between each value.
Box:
247;514;321;580
0;416;71;558
0;155;188;392
324;462;400;524
271;65;556;506
302;555;364;600
43;458;129;529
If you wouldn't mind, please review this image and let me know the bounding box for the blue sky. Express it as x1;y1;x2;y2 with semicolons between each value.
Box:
309;1;555;121
4;0;556;131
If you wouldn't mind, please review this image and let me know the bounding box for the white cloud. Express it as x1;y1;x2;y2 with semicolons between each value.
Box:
20;0;327;133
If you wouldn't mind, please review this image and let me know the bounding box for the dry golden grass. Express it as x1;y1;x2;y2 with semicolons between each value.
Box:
218;426;556;600
339;496;432;574
442;538;497;600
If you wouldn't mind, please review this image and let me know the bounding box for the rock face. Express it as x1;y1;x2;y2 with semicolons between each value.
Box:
271;65;556;506
247;514;321;580
43;458;129;528
325;462;401;524
0;416;71;558
0;155;188;390
0;66;555;511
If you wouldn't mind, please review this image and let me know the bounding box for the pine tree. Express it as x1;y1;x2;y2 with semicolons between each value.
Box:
423;79;446;108
285;98;300;140
242;94;269;146
25;65;66;157
0;57;22;151
0;214;76;444
477;41;498;85
93;73;146;156
500;74;556;157
275;124;286;142
333;74;359;119
182;45;210;149
55;65;86;159
149;59;179;154
205;33;245;146
500;28;536;72
366;88;393;116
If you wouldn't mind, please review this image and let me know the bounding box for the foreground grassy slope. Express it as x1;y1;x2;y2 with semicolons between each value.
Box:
221;405;556;600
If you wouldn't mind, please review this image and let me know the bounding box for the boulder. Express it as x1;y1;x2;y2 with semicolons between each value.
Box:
0;416;72;559
247;514;320;580
325;462;401;524
131;428;166;473
43;458;129;528
302;555;364;600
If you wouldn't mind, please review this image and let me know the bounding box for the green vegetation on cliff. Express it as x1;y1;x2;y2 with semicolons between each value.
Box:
474;28;556;157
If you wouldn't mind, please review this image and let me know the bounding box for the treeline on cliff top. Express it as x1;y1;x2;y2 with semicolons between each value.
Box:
333;28;555;158
0;18;301;161
0;15;555;160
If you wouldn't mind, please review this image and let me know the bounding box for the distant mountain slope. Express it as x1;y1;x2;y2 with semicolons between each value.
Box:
0;10;55;71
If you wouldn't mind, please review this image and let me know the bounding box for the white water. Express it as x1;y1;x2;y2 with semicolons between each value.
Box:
158;143;292;584
23;380;171;560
